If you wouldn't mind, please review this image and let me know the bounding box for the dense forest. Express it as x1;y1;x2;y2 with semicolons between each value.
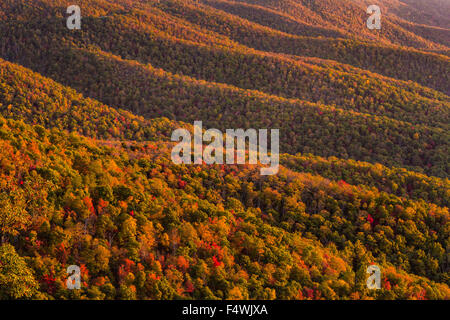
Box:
0;0;448;300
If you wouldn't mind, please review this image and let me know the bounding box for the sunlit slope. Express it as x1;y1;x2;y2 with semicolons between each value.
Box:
0;115;448;298
2;16;449;128
280;153;450;208
154;0;450;94
0;58;180;141
2;0;449;96
0;0;448;178
0;0;448;300
365;0;450;29
3;54;447;211
3;37;449;177
224;0;450;48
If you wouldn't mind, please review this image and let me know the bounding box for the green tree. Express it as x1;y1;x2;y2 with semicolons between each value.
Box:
0;244;38;299
0;192;30;244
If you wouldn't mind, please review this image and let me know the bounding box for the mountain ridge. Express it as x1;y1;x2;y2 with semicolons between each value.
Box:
0;0;448;300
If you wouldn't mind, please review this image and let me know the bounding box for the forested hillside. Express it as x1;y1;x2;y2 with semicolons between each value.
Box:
0;0;448;300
